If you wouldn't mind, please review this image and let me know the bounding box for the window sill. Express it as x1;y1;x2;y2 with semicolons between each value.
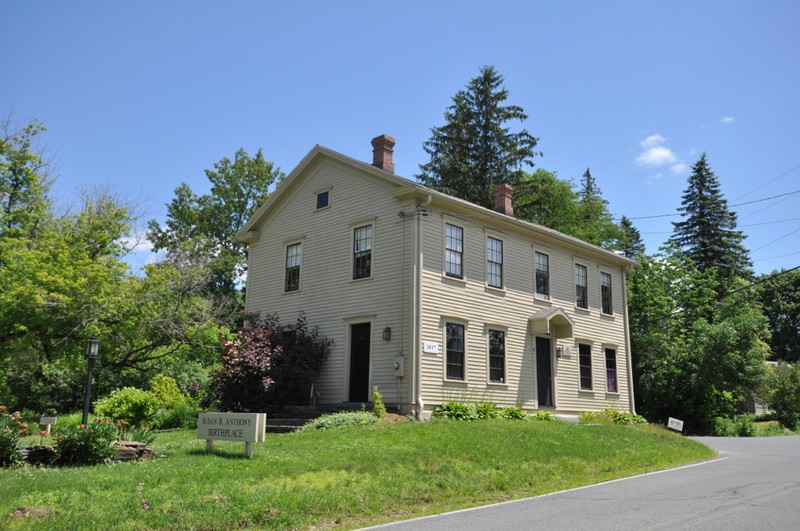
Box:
442;274;467;285
283;289;302;295
443;378;468;385
600;312;615;319
350;276;374;283
578;388;594;394
605;391;620;397
487;381;508;388
574;306;591;314
534;295;552;305
485;285;506;295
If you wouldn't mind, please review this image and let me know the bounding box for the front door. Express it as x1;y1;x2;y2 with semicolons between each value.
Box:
536;337;553;407
348;323;371;402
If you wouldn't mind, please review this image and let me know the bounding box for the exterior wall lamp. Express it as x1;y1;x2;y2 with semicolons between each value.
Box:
382;327;391;341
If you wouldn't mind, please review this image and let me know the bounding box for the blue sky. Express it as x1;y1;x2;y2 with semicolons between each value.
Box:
3;1;798;275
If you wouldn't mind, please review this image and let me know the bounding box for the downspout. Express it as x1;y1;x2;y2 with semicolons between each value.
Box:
621;265;636;414
413;195;432;419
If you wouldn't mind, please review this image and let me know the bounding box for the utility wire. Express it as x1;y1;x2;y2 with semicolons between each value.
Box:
732;163;800;202
726;265;800;295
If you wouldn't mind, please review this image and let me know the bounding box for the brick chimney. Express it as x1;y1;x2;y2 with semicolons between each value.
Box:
371;134;396;173
494;183;514;217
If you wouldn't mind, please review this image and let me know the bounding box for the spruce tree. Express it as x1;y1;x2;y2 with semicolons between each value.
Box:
617;216;645;258
671;153;751;295
572;168;620;247
417;66;540;209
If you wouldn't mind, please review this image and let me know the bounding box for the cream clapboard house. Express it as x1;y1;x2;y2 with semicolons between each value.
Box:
237;135;637;419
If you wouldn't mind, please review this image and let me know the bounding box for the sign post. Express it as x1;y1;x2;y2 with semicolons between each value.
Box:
197;413;266;458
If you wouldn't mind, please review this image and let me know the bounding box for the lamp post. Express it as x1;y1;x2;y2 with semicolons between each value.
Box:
81;338;100;426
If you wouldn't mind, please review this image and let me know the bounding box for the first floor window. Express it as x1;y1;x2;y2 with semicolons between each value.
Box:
487;236;503;288
488;329;505;383
353;225;373;279
285;242;301;291
601;272;613;314
605;347;617;393
446;322;465;380
575;264;588;309
578;343;592;390
535;252;549;297
445;223;463;279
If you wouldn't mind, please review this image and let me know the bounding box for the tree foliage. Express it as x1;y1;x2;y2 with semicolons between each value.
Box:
417;65;540;209
755;268;800;362
628;247;768;434
759;362;800;430
148;148;282;319
617;216;645;258
212;313;331;412
672;153;751;298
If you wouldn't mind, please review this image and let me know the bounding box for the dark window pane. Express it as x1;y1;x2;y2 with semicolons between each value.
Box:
446;323;465;380
489;329;505;382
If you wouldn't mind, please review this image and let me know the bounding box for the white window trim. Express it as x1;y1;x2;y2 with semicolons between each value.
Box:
485;233;505;290
443;220;465;281
574;260;590;311
443;318;468;383
577;340;594;392
534;249;551;301
486;325;508;385
314;188;331;211
599;268;615;316
351;222;375;281
603;344;620;394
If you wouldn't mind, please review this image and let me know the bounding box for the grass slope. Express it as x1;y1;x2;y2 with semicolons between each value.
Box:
1;419;715;530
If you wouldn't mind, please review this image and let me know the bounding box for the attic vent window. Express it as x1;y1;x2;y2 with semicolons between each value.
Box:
316;191;330;210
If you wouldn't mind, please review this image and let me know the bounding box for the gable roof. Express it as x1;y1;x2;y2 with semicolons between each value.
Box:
236;143;637;270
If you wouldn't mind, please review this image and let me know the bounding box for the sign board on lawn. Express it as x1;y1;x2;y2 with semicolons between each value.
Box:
197;412;266;458
667;417;684;432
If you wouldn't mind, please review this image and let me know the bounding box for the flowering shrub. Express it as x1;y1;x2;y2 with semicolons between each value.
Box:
53;418;118;465
0;406;29;466
211;313;331;411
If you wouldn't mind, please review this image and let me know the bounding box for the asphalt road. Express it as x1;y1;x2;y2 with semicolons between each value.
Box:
364;436;800;530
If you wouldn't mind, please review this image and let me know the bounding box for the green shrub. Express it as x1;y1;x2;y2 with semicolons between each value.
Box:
372;387;387;419
531;410;554;421
579;408;646;425
149;374;187;410
0;406;28;466
760;362;800;431
712;414;755;437
433;401;476;421
53;418;118;465
152;401;199;430
299;411;379;432
94;387;161;427
499;407;528;420
474;402;500;420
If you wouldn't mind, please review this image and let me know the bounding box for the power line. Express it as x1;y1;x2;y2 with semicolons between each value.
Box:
726;265;800;295
752;250;800;263
750;226;800;253
732;163;800;202
641;217;800;235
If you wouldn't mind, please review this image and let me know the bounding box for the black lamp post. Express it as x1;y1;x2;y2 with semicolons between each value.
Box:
81;338;100;426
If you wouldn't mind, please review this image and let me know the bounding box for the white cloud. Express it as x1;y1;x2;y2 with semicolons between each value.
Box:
721;116;735;125
639;134;667;149
670;162;689;175
635;134;679;167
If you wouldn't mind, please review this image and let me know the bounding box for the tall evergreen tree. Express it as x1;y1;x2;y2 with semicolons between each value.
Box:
572;168;620;247
671;153;751;296
618;216;645;258
417;66;540;209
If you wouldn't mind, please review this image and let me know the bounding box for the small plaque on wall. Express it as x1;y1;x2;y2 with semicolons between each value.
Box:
422;341;440;354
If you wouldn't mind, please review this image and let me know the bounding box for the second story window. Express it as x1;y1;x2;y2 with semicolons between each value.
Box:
486;236;503;288
353;225;373;279
575;264;588;309
445;223;463;279
285;242;301;292
535;251;549;298
316;191;329;209
600;272;613;314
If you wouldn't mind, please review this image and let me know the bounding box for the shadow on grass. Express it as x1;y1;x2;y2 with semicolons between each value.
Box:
185;448;255;460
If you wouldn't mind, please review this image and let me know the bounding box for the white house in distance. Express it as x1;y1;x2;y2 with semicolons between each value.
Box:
237;135;637;419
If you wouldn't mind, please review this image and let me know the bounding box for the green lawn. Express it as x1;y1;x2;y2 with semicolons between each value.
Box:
2;419;715;530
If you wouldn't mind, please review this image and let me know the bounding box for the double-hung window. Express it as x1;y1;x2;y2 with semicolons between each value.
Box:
578;343;592;390
605;347;618;393
575;264;588;309
535;251;549;298
486;236;503;288
488;329;505;383
353;225;373;279
285;242;301;292
445;224;464;279
446;322;465;380
600;272;613;314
